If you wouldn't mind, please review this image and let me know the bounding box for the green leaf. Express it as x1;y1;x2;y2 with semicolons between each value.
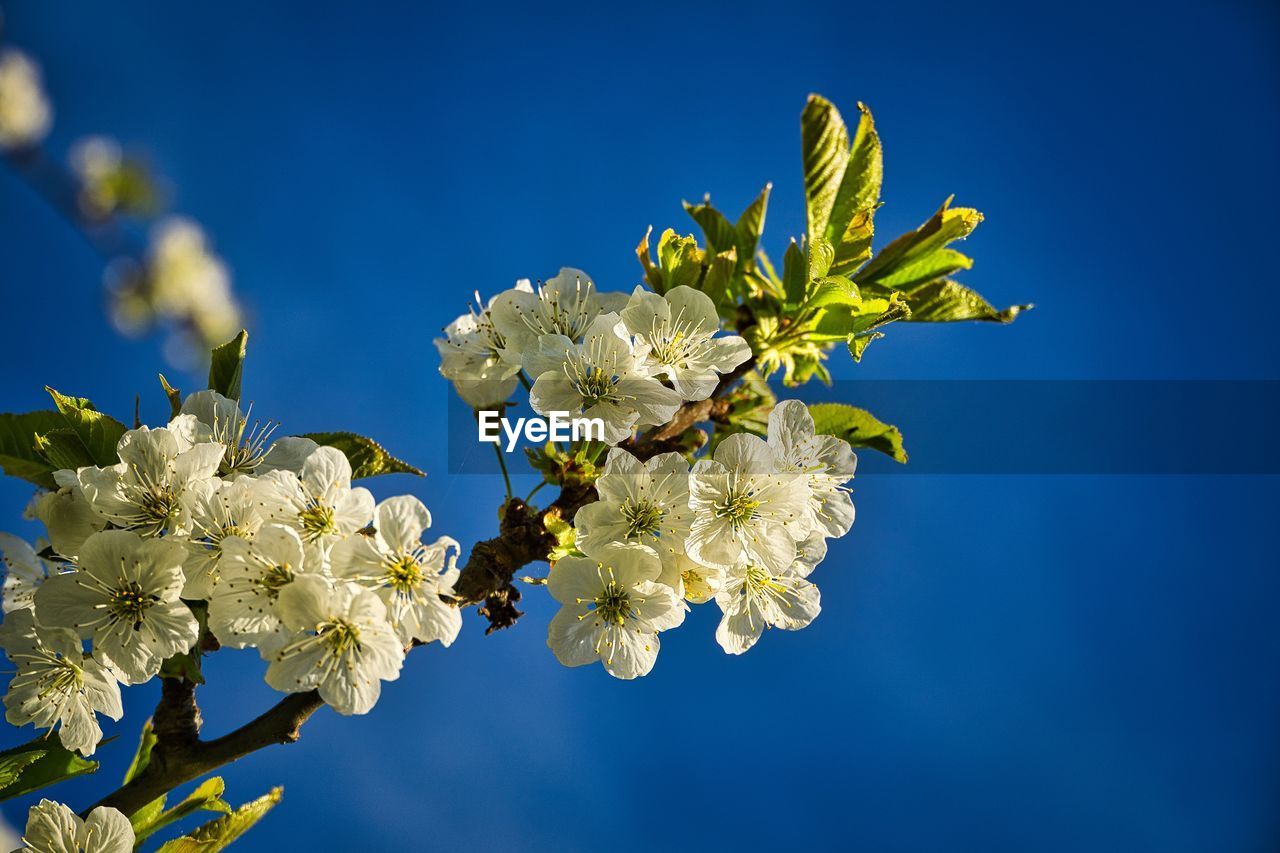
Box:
159;374;183;419
0;749;46;789
134;777;232;844
0;734;99;802
901;279;1032;323
856;197;983;288
683;198;738;256
208;330;248;401
124;721;157;784
781;240;807;307
734;183;771;267
847;331;884;363
869;248;973;291
45;388;127;466
807;237;834;282
159;650;204;685
154;787;283;853
0;411;65;488
33;429;96;471
800;94;851;241
700;249;738;307
804;276;862;310
637;228;703;295
826;101;883;244
301;432;424;478
808;402;908;463
829;206;876;276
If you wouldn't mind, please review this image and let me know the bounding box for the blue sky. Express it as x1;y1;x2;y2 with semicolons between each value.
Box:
2;1;1279;850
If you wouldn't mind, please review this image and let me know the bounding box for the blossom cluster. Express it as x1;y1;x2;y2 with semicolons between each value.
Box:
0;391;460;757
549;400;854;678
435;268;752;440
437;269;857;680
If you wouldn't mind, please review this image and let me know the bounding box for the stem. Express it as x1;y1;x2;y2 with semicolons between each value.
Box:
491;441;513;502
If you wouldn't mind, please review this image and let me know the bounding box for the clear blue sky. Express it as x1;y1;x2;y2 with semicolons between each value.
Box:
2;1;1279;850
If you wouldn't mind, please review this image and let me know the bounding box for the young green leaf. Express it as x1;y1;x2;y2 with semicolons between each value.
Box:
133;777;233;843
826;102;883;243
0;750;46;790
0;411;65;488
0;734;98;803
33;428;96;470
683;198;738;257
208;330;248;401
44;388;128;466
869;247;973;291
734;183;771;266
301;432;424;478
154;787;283;853
801;94;851;241
808;402;908;463
900;279;1032;323
782;240;808;307
856;197;983;288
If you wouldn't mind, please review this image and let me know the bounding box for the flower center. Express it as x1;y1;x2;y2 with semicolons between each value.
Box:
109;581;159;630
714;491;760;528
621;499;664;538
590;581;632;626
385;555;424;594
317;619;362;657
259;564;294;598
139;485;178;526
299;502;336;539
571;365;619;406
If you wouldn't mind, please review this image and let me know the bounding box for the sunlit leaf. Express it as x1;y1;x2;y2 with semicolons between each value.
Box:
301;432;423;478
208;330;248;401
808;402;908;463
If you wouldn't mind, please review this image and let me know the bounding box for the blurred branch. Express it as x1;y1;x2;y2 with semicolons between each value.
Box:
3;146;144;261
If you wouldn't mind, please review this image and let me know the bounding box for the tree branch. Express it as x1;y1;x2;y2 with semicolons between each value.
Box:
86;686;323;819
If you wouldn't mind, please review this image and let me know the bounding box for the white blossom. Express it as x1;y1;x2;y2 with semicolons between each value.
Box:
265;575;404;715
74;415;224;537
34;530;198;684
490;268;627;353
0;610;122;756
29;474;105;559
330;496;462;647
766;400;856;538
524;313;682;445
714;531;825;655
15;800;133;853
573;449;691;572
0;533;54;613
435;283;530;408
180;390;280;478
182;475;272;600
659;551;724;605
687;433;810;572
0;51;52;150
620;285;751;400
208;524;309;653
546;542;685;679
256;447;374;561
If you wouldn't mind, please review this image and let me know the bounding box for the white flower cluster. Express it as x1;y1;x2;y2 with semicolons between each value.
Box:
106;218;243;355
0;391;461;757
550;400;856;678
435;268;752;442
0;49;51;150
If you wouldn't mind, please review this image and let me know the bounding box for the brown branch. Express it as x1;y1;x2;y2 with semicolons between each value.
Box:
86;685;323;819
